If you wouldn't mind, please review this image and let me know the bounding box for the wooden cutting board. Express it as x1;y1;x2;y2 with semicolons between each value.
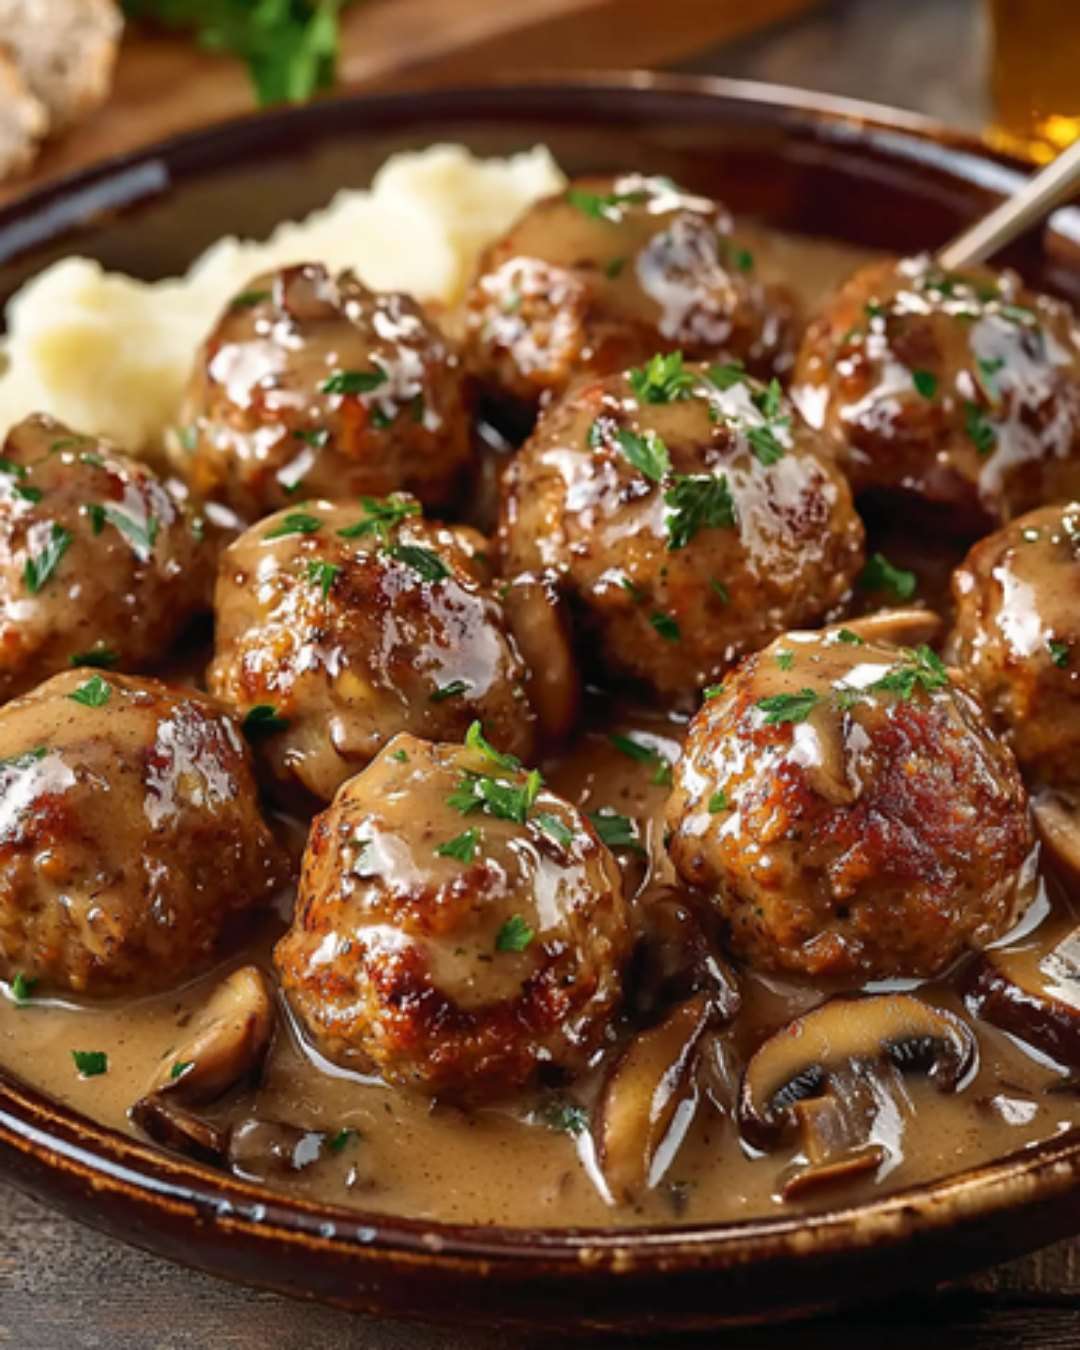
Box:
1;0;817;207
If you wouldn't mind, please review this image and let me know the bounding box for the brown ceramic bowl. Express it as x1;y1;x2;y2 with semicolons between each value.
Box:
1;74;1079;1333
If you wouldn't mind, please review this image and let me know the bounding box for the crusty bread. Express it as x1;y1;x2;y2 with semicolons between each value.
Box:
0;0;121;133
0;44;45;181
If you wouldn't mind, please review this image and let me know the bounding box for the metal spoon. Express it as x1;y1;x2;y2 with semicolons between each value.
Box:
938;136;1080;271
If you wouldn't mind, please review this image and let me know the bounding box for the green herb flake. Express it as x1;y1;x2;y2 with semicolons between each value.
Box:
756;688;820;725
85;503;106;535
71;1050;107;1078
702;683;725;700
912;369;938;399
388;543;449;583
70;645;119;670
436;828;481;863
23;523;73;594
531;812;573;850
265;510;322;540
566;186;648;222
730;246;754;274
295;426;330;449
538;1099;588;1135
709;579;730;605
242;704;289;737
609;733;672;785
708;790;729;813
865;301;887;320
306;558;340;599
68;674;111;708
169;1060;194;1081
775;650;794;671
13;484;42;503
706;361;747;391
664;473;736;550
430;679;469;703
649;610;680;642
336;494;420;542
104;506;159;559
858;552;917;601
588;809;644;854
231;288;271;308
835;628;865;645
0;746;46;772
11;972;36;1005
976;356;1005;397
390;748;409;763
868;644;950;700
327;1128;356;1154
964;401;996;456
627;351;696;405
0;457;26;478
1049;640;1070;669
495;914;535;953
746;423;787;466
615;427;671;482
321;367;387;396
604;255;626;279
464;720;522;771
448;767;542;825
177;425;199;453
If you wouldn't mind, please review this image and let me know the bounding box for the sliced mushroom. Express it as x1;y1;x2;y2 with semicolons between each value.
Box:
130;1095;229;1166
629;888;741;1026
1033;791;1080;891
738;994;978;1151
832;607;943;649
961;915;1080;1070
777;1074;889;1199
150;965;275;1107
594;993;711;1202
501;570;580;743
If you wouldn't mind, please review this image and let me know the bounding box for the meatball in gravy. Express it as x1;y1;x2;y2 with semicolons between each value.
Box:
464;175;797;414
210;496;537;802
500;356;864;702
0;671;287;996
0;414;212;700
666;630;1035;981
275;731;631;1100
793;254;1080;529
178;264;471;519
949;501;1080;789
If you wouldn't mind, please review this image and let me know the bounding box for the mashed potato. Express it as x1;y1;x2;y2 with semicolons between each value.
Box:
0;144;565;453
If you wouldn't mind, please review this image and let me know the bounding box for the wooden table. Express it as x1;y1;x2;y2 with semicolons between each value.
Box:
2;0;1079;1344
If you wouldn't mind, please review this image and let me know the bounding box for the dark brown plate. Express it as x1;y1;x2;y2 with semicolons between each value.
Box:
1;74;1078;1332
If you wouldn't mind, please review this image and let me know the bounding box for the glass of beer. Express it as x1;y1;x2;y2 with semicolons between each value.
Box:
988;0;1080;161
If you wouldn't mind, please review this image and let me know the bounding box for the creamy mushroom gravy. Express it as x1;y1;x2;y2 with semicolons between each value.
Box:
0;225;1078;1229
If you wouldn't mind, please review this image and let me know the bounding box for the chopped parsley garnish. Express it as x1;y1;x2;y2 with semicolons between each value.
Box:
306;559;340;599
448;766;542;825
756;688;819;725
170;1060;194;1080
321;367;387;396
775;650;794;670
730;245;754;273
295;426;330;449
964;401;996;456
231;288;271;308
495;914;535;952
537;1098;588;1135
608;733;672;786
104;506;159;560
912;369;938;399
746;424;786;466
336;494;420;543
702;683;725;700
390;748;409;762
388;543;449;583
242;704;288;737
618;573;644;602
13;484;42;503
835;627;865;645
588;808;644;853
464;720;521;771
533;812;574;849
706;361;747;391
70;644;118;669
976;356;1005;398
327;1128;356;1154
0;457;26;478
868;644;949;699
370;406;394;430
865;301;887;320
1049;639;1070;669
11;972;36;1004
604;255;626;278
177;425;199;453
23;523;72;594
615;427;671;482
566;186;648;221
71;1050;107;1077
68;674;111;708
0;746;46;772
858;552;917;601
710;579;730;604
265;511;322;540
1000;303;1038;325
430;679;469;703
753;378;783;420
649;610;680;642
436;828;481;863
627;352;696;404
708;790;729;813
663;473;736;550
85;503;106;535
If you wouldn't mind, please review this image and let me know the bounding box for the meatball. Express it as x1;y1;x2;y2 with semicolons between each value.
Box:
793;254;1080;529
666;630;1035;981
464;174;797;414
177;264;471;520
499;356;865;702
0;671;287;996
275;731;631;1100
0;414;212;700
209;496;539;802
948;501;1080;789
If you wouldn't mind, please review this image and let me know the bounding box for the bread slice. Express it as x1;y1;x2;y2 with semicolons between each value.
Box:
0;44;46;180
0;0;121;133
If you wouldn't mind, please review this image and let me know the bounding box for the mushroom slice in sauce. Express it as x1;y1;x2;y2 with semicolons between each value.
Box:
130;1095;230;1166
1033;793;1080;893
829;607;943;650
629;888;742;1025
738;994;978;1152
149;965;276;1106
500;570;581;744
961;914;1080;1071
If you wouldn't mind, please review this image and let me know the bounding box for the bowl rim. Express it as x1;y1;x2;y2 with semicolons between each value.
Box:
0;69;1077;1281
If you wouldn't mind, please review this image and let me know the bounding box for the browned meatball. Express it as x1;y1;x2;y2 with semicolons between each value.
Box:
209;496;540;802
499;356;865;703
177;264;471;520
464;174;797;414
793;254;1080;530
275;731;631;1100
0;671;287;996
948;502;1080;789
665;630;1035;982
0;414;212;700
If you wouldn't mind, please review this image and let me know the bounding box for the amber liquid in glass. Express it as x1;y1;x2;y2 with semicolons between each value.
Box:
989;0;1080;160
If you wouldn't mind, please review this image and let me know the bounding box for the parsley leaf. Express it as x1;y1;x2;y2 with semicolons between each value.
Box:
756;689;819;724
964;401;996;456
430;679;469;703
537;1098;588;1135
231;288;271;308
336;494;420;542
388;543;449;583
11;972;36;1005
533;812;574;848
0;746;46;772
708;790;729;813
588;809;645;853
436;828;481;863
103;506;159;560
306;558;340;598
23;523;73;593
608;733;673;785
615;427;671;482
663;473;736;550
1048;639;1070;669
649;611;680;642
321;367;387;396
68;674;111;708
70;644;119;669
265;511;322;540
170;1060;194;1080
702;683;725;700
242;704;288;737
566;186;648;221
448;769;542;825
835;628;865;645
705;361;747;391
71;1049;107;1077
495;914;535;952
912;369;938;399
627;352;696;404
745;423;786;466
859;552;917;601
327;1127;356;1154
464;721;521;771
868;644;949;699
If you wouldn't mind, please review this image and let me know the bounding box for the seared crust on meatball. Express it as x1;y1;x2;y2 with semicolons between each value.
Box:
0;414;212;700
793;254;1080;529
949;502;1080;789
177;264;471;519
499;357;864;702
666;630;1035;981
0;671;287;996
464;175;797;412
209;496;537;802
275;732;631;1100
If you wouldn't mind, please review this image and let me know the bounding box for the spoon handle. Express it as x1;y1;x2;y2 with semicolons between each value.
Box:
937;137;1080;271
